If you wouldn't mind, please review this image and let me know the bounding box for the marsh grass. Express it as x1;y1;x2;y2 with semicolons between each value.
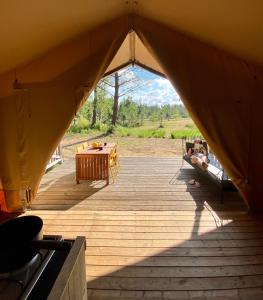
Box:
170;128;203;139
65;118;202;139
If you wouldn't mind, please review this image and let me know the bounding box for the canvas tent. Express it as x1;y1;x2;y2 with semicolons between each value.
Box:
0;0;263;212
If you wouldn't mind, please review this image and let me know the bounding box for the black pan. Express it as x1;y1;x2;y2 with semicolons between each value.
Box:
0;215;71;273
0;215;43;273
0;215;43;248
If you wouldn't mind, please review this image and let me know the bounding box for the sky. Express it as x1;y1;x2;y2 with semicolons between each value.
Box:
107;65;182;107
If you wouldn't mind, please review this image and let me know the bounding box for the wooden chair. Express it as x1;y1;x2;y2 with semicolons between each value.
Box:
108;145;120;183
110;145;119;173
82;142;88;149
109;156;117;183
77;146;83;154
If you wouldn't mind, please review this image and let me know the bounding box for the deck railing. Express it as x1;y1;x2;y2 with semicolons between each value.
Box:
46;145;63;171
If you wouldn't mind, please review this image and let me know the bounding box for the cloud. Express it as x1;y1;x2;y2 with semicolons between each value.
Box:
104;65;182;106
127;66;181;106
132;81;181;106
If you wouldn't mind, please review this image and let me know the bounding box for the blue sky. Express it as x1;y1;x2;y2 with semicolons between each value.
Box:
108;65;182;106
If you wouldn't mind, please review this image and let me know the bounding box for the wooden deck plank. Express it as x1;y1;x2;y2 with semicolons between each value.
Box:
86;264;263;277
85;246;263;257
27;157;263;299
85;275;263;290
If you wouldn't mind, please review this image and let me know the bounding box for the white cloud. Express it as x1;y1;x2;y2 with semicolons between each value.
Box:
105;65;182;106
129;77;181;106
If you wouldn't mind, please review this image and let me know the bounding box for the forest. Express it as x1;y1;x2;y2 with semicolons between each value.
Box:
67;68;201;139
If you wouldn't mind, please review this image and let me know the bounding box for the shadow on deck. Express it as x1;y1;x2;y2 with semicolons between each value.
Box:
29;157;263;299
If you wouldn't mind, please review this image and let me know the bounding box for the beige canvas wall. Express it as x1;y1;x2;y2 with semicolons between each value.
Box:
135;16;263;210
0;16;129;211
0;14;263;211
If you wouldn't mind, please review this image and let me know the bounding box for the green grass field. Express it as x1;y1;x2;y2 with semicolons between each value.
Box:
63;118;202;159
66;118;202;140
114;118;202;139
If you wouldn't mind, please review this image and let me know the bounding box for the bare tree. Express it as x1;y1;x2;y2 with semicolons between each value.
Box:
100;67;141;126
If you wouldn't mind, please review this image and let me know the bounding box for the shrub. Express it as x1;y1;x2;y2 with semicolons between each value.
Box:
68;123;81;133
80;129;89;134
100;123;108;131
152;129;166;138
134;129;151;138
91;123;108;131
77;116;89;129
115;126;134;137
107;125;116;134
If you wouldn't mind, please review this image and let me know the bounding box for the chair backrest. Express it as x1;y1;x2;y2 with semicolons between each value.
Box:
82;142;88;149
110;146;117;159
77;146;83;153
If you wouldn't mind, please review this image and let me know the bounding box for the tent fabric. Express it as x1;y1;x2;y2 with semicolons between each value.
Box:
134;16;263;209
1;1;263;74
105;31;165;76
0;16;130;211
0;12;263;211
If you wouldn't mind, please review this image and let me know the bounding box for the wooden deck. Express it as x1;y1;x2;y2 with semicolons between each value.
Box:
27;157;263;299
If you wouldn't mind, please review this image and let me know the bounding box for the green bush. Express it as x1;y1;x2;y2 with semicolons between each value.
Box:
114;126;132;136
107;125;116;134
68;123;81;133
140;130;152;138
152;129;166;138
91;123;108;131
77;116;89;129
80;129;89;134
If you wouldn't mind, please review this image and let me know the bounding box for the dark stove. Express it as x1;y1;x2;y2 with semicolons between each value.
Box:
0;235;73;300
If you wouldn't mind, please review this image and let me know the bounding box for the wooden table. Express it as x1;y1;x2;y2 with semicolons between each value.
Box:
75;143;116;185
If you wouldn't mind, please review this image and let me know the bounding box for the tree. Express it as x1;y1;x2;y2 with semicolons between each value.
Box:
91;80;110;127
100;67;141;126
97;97;113;124
91;87;98;127
112;72;119;126
118;97;139;127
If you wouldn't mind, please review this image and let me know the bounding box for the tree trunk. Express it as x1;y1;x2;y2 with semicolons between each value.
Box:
91;87;98;127
112;72;119;126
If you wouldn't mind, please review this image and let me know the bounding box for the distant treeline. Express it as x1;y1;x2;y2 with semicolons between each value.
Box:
68;97;189;133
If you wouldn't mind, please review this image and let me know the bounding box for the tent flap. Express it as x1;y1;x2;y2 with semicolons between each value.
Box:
134;15;263;210
0;16;129;212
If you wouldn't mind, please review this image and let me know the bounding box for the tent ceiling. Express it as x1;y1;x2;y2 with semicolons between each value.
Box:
105;31;166;77
0;0;263;75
